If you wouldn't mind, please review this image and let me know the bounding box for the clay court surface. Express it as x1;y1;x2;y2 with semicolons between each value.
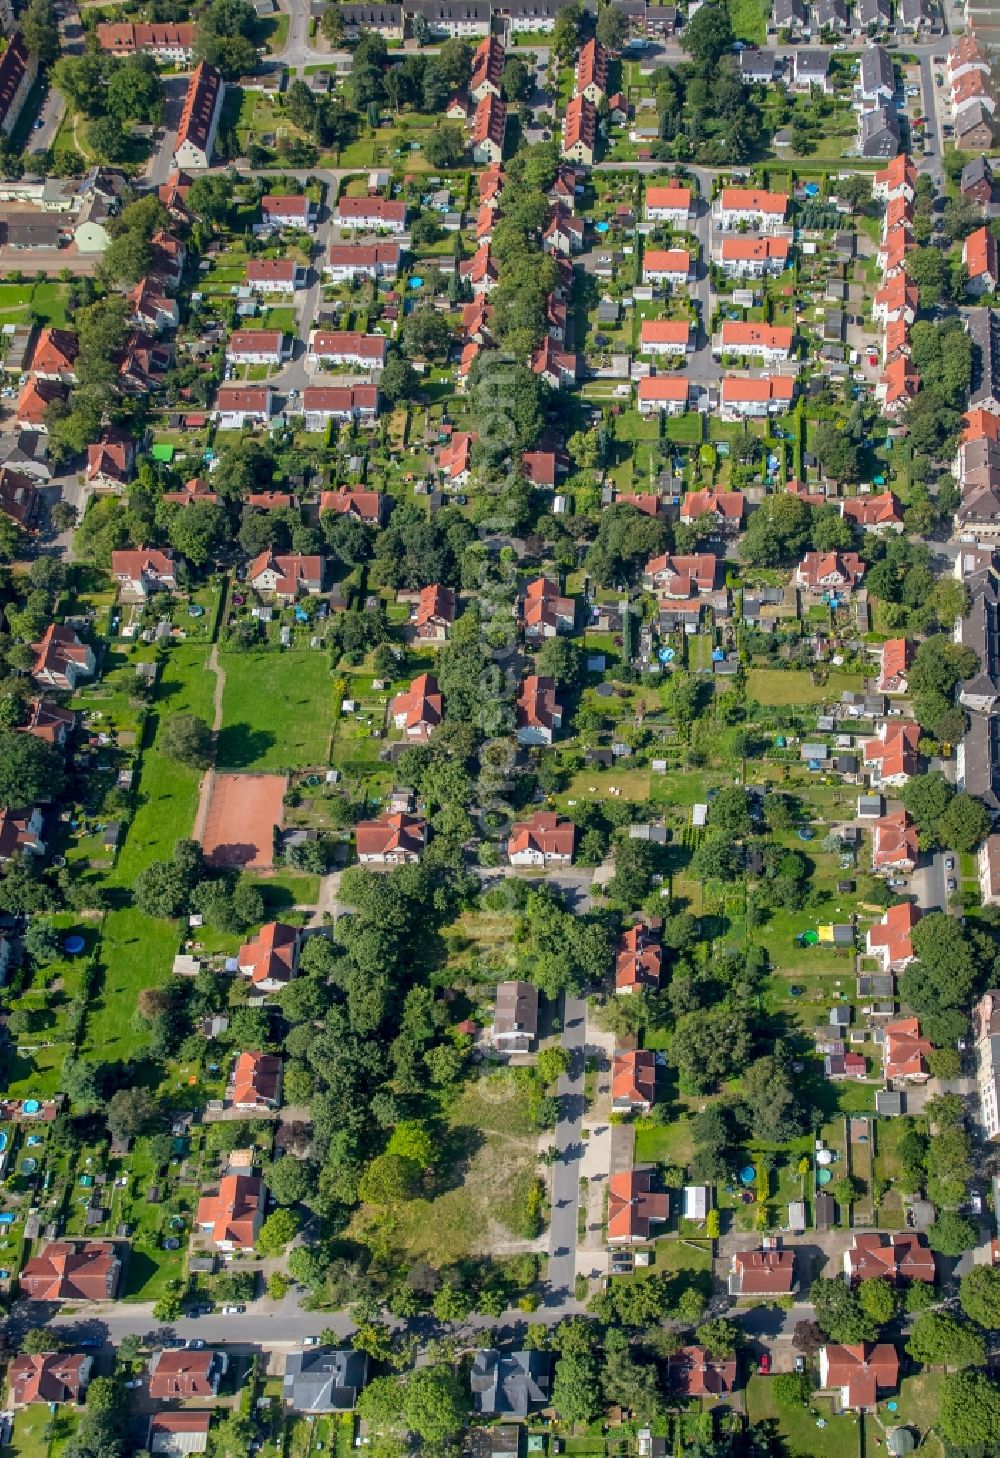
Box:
201;773;287;870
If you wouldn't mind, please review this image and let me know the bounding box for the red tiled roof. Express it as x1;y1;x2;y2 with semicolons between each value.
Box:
355;812;426;858
196;1175;263;1249
720;187;788;216
508;812;575;858
20;1242;119;1301
237;922;298;987
176;62;222;157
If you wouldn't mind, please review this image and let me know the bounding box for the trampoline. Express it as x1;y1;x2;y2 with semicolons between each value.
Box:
188;605;205;618
817;1149;833;1166
739;1166;756;1185
802;930;819;946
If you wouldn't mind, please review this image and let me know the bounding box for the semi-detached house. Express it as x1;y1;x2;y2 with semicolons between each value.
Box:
226;330;287;367
642;247;692;285
720;375;795;419
325;242;402;281
644;184;692;227
637;376;690;415
306;331;387;370
303;385;379;430
716;321;793;365
214;385;272;429
713;187;788;231
507;812;575;867
261;194;317;230
247;258;307;293
717;235;790;277
95;21;195;59
335;196;408;232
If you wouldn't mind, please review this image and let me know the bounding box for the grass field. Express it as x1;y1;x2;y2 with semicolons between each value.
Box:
217;651;334;770
83;643;216;1060
745;1376;860;1458
634;1118;694;1168
349;1074;541;1265
747;668;865;706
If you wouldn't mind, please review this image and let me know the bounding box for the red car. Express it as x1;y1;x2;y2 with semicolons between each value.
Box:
759;1354;771;1374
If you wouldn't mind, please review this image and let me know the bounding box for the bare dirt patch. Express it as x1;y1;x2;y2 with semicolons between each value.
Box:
200;772;287;870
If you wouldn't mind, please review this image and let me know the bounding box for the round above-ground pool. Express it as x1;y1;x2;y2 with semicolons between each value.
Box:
63;935;85;955
20;1157;37;1174
739;1166;756;1185
817;1167;832;1186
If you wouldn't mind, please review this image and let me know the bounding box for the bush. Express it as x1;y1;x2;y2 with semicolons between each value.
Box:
773;1372;811;1407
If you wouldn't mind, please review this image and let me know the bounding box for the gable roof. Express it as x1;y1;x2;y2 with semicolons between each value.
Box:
237;922;299;986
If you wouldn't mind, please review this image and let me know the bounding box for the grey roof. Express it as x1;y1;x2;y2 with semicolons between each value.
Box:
876;1089;904;1116
958;567;1000;704
956;101;995;142
814;0;849;24
411;0;491;18
773;0;807;22
962;155;994;190
470;1350;552;1418
968;308;1000;411
3;219;64;248
797;47;830;74
740;48;777;77
962;713;1000;815
855;0;891;23
859;45;895;96
282;1351;368;1412
859;104;900;157
336;3;404;23
897;0;932;24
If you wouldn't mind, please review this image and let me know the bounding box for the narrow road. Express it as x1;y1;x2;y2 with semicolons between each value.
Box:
191;644;226;843
546;993;587;1305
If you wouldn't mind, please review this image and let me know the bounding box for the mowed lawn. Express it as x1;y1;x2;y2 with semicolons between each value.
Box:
217;651;333;770
84;644;216;1060
746;669;865;706
745;1376;860;1458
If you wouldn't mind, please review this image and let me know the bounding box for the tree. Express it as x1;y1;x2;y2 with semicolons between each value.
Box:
187;173;232;225
266;1156;310;1206
680;3;733;69
424;125;467;169
107;53;163;124
552;1349;601;1424
536;635;582;686
0;730;64;806
858;1277;898;1326
168;500;227;568
772;1372;811;1408
256;1207;299;1256
133;860;192;919
907;246;947;307
552;0;583;61
87;114;130;163
106;1087;155;1143
939;1371;1000;1448
695;1319;740;1357
939;792;991;853
24;919;62;966
960;1264;1000;1329
899;912;977;1043
22;0;59;64
596;5;629;49
160;714;215;770
928;1210;977;1256
21;1326;64;1354
811;1277;878;1344
501;54;533;102
908;1311;986;1368
379;354;418;406
811;420;860;482
357;1152;420;1204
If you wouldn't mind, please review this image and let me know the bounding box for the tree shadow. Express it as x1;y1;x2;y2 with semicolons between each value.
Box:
215;723;277;767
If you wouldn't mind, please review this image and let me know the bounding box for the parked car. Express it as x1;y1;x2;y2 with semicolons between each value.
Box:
221;1304;246;1314
304;1335;322;1347
947;877;957;893
945;857;955;870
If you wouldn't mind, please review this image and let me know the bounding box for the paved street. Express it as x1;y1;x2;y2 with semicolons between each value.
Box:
546;994;588;1306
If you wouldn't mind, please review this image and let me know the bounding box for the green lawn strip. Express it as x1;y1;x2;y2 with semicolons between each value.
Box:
746;668;864;706
217;650;334;770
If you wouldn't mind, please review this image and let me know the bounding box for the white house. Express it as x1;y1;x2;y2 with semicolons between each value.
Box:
305;331;387;371
226;330;287;367
713;187;789;231
214;385;273;429
172;62;223;170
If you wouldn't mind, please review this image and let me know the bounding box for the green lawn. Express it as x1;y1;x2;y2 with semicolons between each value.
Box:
217;651;334;770
634;1118;694;1168
745;1376;860;1458
726;0;768;42
747;668;865;706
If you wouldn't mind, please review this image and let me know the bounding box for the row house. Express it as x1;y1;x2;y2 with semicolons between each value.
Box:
303;385;380;430
410;0;491;37
305;331;387;370
470;35;504;101
973;989;1000;1140
95;21;195;59
173;61;223;169
471;93;506;166
576;38;608;103
461;243;499;294
30;327;78;383
876;357;920;417
872;152;918;204
333;3;405;40
0;34;38;139
561;95;597;166
965;225;998;295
